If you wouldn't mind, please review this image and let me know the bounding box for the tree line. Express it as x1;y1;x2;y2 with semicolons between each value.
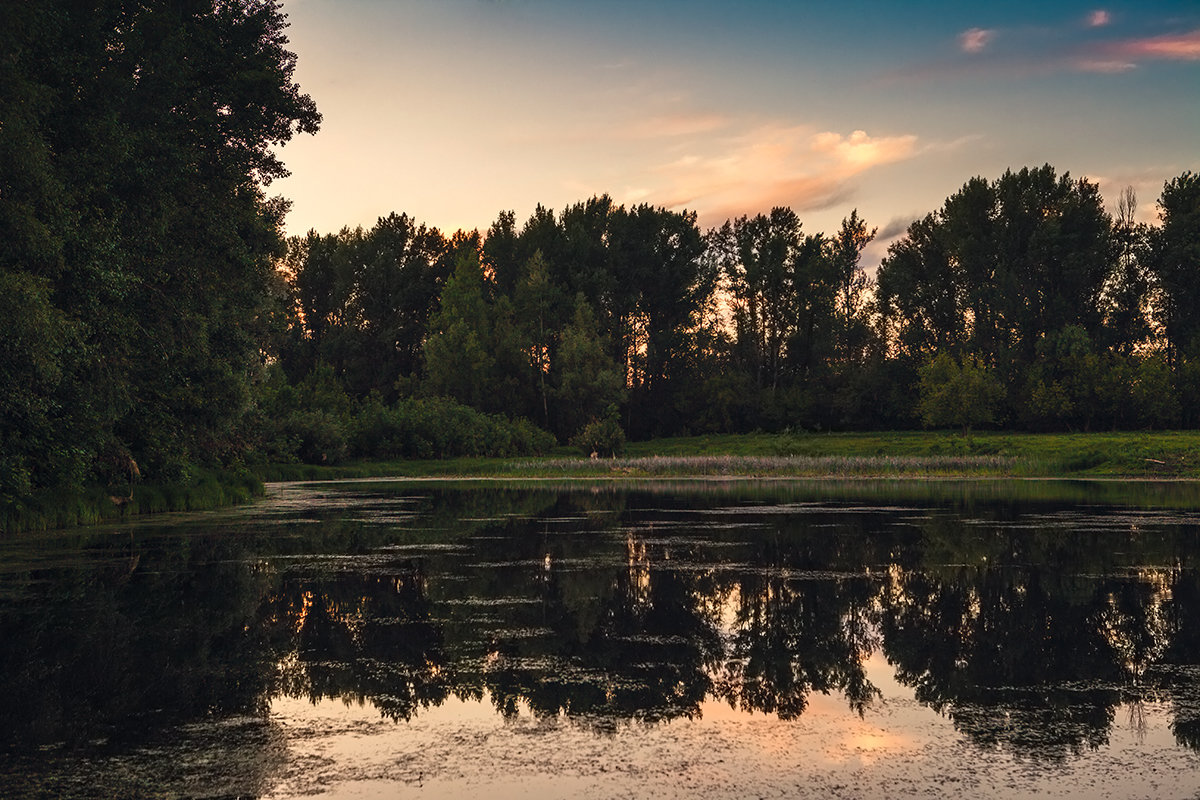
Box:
271;165;1200;461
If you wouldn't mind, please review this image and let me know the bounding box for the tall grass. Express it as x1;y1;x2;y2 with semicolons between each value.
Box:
514;453;1033;478
1;468;262;535
254;431;1200;483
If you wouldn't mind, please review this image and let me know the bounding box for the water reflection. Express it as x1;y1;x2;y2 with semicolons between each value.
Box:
5;481;1200;793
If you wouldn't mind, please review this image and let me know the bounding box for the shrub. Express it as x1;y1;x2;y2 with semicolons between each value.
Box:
347;397;555;460
280;410;347;465
570;412;626;457
917;353;1004;434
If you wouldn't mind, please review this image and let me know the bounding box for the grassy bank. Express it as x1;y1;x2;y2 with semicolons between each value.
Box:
9;431;1197;535
626;430;1200;476
258;430;1200;482
1;468;263;535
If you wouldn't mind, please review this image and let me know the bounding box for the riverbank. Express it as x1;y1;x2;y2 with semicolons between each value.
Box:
7;431;1198;535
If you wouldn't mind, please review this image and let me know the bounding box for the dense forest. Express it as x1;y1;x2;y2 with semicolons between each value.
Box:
3;1;1200;510
275;168;1199;451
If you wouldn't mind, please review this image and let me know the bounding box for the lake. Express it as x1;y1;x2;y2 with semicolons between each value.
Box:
4;478;1200;798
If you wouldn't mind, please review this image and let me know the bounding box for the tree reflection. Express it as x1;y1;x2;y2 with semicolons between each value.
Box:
714;574;881;719
261;558;450;721
0;525;283;799
469;526;724;723
7;485;1200;776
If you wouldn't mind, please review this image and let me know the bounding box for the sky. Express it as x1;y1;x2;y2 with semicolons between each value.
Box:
272;0;1200;266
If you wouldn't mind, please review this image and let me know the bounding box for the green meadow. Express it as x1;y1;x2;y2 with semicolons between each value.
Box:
259;430;1200;481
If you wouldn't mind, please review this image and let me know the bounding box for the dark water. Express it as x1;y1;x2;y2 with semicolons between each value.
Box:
4;478;1200;798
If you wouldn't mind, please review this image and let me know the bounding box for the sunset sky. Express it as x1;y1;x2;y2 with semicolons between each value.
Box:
273;0;1199;264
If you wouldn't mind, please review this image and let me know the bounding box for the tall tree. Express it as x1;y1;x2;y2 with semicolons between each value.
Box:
513;250;564;429
1149;172;1200;364
1;0;319;494
345;213;448;398
1100;187;1152;355
725;209;804;391
422;249;494;410
828;209;877;366
876;214;962;361
608;204;711;436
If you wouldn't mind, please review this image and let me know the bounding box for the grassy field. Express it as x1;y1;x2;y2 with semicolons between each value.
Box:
258;430;1200;482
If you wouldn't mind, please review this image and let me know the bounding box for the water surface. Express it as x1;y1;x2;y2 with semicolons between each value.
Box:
4;479;1200;798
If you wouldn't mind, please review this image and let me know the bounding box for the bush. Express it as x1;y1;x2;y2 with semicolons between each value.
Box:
280;410;348;465
347;397;555;460
570;413;626;457
918;353;1003;434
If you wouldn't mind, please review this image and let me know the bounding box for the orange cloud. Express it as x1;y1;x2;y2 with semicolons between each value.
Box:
812;130;920;169
651;125;921;225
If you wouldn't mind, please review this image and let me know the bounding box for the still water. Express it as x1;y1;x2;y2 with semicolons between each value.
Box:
4;478;1200;798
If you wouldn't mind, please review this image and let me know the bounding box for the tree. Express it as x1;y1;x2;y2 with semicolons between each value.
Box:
877;214;961;361
345;214;447;398
608;204;711;437
423;249;494;409
513;250;564;429
725;209;803;391
554;296;626;441
1022;325;1102;430
1;0;319;493
879;166;1117;427
829;209;877;366
917;353;1003;434
1149;172;1200;364
1100;187;1152;354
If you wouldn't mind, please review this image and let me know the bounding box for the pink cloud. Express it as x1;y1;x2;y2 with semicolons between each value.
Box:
1088;10;1111;28
1111;28;1200;60
959;27;994;54
886;26;1200;84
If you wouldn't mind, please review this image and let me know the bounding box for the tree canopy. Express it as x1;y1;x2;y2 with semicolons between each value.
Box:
1;0;319;503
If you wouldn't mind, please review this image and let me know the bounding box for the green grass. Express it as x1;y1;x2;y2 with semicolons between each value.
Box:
257;431;1200;482
624;430;1200;477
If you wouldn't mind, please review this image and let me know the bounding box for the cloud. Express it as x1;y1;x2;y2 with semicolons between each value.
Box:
650;125;921;225
1088;10;1111;28
886;24;1200;84
1073;58;1137;73
1073;28;1200;71
812;130;920;169
876;215;921;241
1107;28;1200;61
959;27;994;53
